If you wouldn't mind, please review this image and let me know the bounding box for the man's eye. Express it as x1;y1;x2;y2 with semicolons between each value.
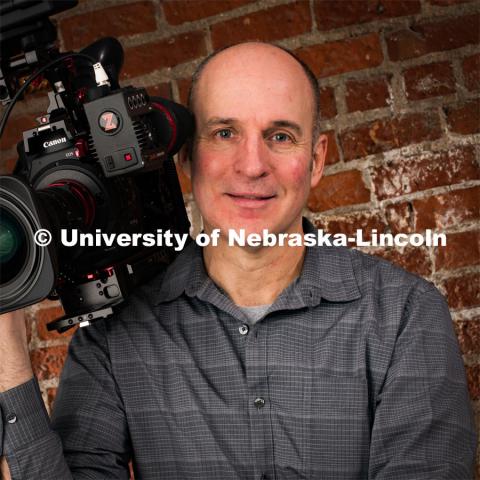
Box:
271;132;292;143
214;129;233;139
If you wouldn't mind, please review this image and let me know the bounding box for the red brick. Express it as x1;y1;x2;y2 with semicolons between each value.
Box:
462;53;480;91
436;230;480;271
371;146;479;200
345;76;390;112
414;187;480;230
296;33;383;79
148;83;172;99
324;130;340;165
314;210;387;241
175;160;192;194
0;97;48;149
454;318;480;355
319;86;337;120
373;246;432;277
0;152;18;174
35;305;78;340
122;32;207;79
443;272;480;309
386;14;480;61
10;77;50;101
177;77;192;106
315;0;420;31
21;313;33;346
6;155;16;173
308;170;370;212
14;305;32;335
385;201;415;234
175;75;195;195
428;0;473;5
340;112;442;161
47;387;58;412
30;345;68;381
162;0;254;25
465;365;480;400
404;61;456;101
445;99;480;135
0;114;38;151
211;2;311;49
60;2;157;51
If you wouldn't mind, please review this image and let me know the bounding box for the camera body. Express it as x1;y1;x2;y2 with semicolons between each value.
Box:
0;2;193;332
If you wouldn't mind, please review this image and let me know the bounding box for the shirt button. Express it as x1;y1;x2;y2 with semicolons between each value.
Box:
254;397;265;408
6;413;17;424
239;324;249;335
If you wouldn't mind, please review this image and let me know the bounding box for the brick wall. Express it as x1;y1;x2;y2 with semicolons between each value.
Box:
0;0;479;475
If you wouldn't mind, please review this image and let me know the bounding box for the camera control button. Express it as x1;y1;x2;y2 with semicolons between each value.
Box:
119;149;138;167
104;285;120;299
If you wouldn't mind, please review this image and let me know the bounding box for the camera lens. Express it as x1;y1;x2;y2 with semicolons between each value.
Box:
0;195;39;302
0;209;28;284
0;176;55;313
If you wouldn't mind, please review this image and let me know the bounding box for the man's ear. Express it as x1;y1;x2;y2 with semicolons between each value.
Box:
178;141;192;179
310;133;327;188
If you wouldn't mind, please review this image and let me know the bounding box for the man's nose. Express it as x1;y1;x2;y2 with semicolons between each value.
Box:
233;134;270;178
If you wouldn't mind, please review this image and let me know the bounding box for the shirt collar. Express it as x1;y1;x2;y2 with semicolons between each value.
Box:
154;218;361;307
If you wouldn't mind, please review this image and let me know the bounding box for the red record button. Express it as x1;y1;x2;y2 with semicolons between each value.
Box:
124;152;133;161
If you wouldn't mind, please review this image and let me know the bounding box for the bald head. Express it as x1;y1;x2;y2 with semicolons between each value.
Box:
187;42;321;142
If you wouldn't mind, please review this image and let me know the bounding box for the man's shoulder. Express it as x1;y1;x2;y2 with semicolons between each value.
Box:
352;248;434;292
311;244;437;301
302;217;436;300
310;246;450;349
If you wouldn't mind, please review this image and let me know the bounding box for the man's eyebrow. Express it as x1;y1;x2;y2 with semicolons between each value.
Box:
205;117;237;127
204;118;303;135
268;120;303;135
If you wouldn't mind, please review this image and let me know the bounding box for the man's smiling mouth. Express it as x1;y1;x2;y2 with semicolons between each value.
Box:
225;192;277;206
226;192;276;200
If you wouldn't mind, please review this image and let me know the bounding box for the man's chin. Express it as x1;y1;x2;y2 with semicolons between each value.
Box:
225;222;272;237
224;223;300;243
205;215;302;242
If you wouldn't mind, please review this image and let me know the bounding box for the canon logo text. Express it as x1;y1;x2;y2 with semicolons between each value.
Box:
43;137;67;148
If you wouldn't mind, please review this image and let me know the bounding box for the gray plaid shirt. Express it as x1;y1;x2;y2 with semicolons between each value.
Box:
0;219;477;479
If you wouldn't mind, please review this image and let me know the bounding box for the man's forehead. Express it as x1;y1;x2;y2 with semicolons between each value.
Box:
194;43;314;120
205;42;298;67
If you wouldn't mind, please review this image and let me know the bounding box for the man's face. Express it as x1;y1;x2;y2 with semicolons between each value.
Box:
183;44;327;238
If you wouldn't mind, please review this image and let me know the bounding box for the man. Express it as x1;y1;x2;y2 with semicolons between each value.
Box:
0;42;476;479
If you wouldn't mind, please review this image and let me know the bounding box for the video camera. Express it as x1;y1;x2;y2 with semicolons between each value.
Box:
0;0;193;332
